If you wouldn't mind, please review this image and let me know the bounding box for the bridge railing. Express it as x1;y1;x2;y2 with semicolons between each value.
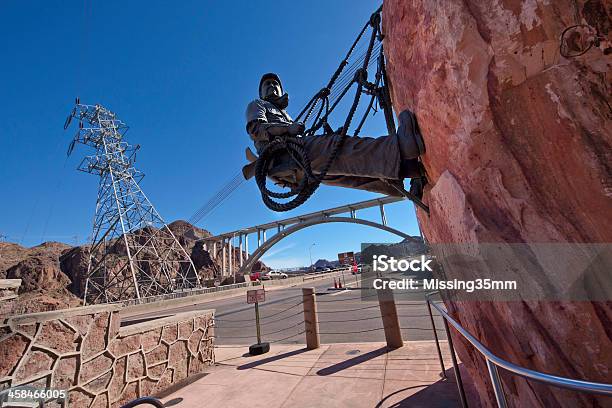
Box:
425;291;612;407
114;281;256;307
112;269;349;307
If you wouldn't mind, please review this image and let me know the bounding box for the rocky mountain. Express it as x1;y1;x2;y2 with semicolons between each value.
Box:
360;238;429;262
0;241;80;314
0;221;266;314
313;259;337;268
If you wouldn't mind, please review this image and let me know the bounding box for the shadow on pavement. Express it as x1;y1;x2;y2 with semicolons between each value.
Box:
237;348;311;370
375;367;462;408
316;346;389;376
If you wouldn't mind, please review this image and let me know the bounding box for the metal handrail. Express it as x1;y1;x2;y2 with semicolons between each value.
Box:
425;291;612;407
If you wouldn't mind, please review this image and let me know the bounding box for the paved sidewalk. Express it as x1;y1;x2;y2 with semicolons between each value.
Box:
160;341;465;408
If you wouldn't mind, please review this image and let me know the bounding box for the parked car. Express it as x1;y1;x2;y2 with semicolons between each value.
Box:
259;272;272;280
249;271;262;281
267;271;288;279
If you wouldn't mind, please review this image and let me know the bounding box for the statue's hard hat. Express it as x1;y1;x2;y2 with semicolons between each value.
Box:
259;73;283;98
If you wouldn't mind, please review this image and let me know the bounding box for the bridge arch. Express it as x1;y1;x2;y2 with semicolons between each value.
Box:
239;216;414;274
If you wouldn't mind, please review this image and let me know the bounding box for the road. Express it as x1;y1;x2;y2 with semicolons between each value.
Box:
122;274;447;345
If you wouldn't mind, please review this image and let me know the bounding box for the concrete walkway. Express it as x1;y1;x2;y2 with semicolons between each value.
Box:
160;341;465;408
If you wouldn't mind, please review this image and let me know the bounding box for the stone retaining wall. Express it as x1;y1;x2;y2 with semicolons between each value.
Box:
0;304;214;407
0;280;21;317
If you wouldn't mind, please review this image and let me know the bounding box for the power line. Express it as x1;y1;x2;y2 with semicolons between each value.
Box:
190;173;242;221
188;171;245;225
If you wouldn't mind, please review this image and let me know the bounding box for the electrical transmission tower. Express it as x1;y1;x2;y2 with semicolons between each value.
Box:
64;101;200;304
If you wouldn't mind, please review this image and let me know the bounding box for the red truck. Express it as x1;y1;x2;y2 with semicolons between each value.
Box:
249;271;271;281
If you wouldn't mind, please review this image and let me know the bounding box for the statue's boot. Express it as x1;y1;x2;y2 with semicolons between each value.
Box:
397;109;426;160
397;110;427;200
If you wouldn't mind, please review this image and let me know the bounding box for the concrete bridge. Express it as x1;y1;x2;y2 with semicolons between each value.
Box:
201;196;418;278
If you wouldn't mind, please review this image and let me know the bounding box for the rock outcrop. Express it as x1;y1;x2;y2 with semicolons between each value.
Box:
167;220;212;243
7;251;71;294
1;221;265;313
383;0;611;407
0;242;80;314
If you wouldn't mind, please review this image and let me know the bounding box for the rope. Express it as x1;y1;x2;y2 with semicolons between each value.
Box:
319;315;382;324
254;7;386;212
317;304;381;313
213;333;256;340
215;309;304;329
259;309;304;326
320;327;384;335
263;321;304;336
215;317;254;323
270;330;306;343
315;292;379;302
259;300;304;319
559;24;598;58
215;329;306;343
214;322;253;329
215;300;303;323
400;326;446;332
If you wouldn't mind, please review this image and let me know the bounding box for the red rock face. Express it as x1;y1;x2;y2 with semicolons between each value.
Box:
383;0;611;407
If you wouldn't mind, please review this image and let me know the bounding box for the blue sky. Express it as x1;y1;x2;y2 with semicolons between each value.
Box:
0;0;421;268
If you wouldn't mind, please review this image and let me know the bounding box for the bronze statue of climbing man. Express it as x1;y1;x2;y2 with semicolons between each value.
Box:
242;72;427;203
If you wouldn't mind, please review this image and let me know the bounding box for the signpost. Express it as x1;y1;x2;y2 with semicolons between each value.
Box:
338;251;355;266
247;288;265;304
338;252;354;287
247;288;269;355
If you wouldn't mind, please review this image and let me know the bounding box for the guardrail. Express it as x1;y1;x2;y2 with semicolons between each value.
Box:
301;269;346;281
115;281;255;307
425;291;612;407
115;269;346;307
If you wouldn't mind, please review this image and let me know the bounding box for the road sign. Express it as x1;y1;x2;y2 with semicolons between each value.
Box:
247;288;265;304
248;287;269;356
338;251;355;266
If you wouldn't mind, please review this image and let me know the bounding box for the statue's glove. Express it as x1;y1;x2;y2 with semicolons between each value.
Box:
288;122;305;136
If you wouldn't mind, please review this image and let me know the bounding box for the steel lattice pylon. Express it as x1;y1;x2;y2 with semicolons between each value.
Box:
64;101;200;304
